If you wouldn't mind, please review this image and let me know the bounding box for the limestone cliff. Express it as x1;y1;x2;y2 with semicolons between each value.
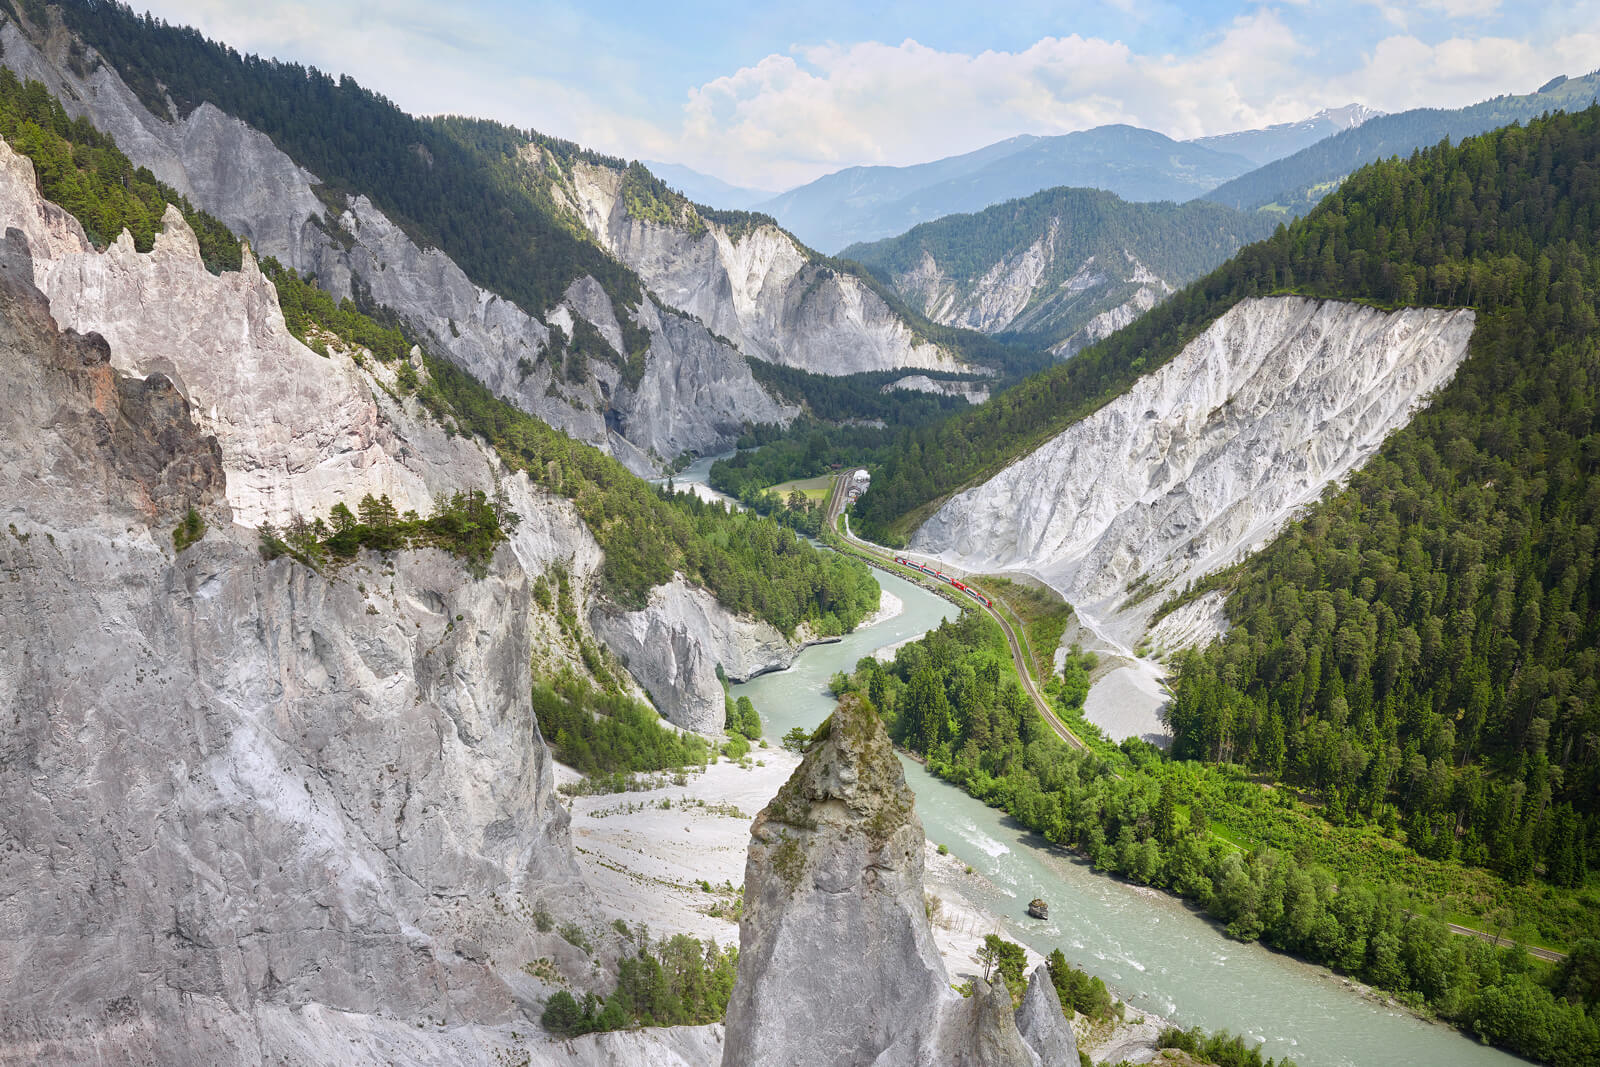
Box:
559;158;963;375
0;14;795;473
0;218;600;1062
588;577;808;734
722;694;1057;1066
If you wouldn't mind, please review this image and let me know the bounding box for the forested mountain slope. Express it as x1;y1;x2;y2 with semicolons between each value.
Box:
1204;71;1600;214
1166;110;1600;886
844;186;1276;355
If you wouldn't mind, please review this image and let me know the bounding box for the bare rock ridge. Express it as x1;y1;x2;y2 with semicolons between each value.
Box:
723;694;1073;1065
0;14;796;474
560;157;964;375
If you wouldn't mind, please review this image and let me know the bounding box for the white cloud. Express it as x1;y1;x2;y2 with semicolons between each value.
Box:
1328;29;1600;112
667;11;1345;188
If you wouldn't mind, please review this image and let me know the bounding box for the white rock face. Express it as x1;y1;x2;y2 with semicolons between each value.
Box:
914;295;1475;648
885;374;991;405
722;696;1047;1067
898;223;1060;334
565;160;960;375
887;224;1183;355
0;223;607;1064
588;578;807;734
0;19;791;473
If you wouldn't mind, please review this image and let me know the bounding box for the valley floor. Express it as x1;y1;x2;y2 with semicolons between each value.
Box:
555;693;1176;1062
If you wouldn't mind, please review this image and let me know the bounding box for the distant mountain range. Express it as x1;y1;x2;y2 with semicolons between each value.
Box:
754;126;1258;252
1191;104;1383;166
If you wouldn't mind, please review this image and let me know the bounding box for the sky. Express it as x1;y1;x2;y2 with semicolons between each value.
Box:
130;1;1600;192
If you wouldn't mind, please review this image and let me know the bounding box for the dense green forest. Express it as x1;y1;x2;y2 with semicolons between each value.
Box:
839;611;1600;1065
532;675;710;789
540;931;737;1035
1204;71;1600;214
1165;110;1600;887
854;105;1600;545
748;362;980;425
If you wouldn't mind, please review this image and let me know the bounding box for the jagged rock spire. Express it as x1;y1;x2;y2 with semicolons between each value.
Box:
723;693;1059;1066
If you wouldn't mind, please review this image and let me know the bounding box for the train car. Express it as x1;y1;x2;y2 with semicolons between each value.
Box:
951;580;967;591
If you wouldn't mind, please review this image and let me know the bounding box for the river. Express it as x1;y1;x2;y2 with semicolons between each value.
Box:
731;567;1523;1067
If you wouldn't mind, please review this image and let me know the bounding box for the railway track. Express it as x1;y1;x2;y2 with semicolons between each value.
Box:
823;472;1089;753
820;472;1571;963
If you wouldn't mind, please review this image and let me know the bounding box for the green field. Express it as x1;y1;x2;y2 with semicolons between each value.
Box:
766;474;834;501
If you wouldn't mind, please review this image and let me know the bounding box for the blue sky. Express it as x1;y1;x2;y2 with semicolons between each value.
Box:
135;1;1600;190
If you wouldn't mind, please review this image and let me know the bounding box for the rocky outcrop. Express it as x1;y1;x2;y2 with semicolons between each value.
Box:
0;218;591;1063
588;578;805;734
0;16;793;473
612;297;800;462
885;373;991;405
1014;967;1080;1066
722;694;1054;1066
913;296;1475;651
562;159;962;376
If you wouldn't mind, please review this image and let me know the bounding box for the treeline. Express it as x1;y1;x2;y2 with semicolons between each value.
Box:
257;491;512;576
417;352;881;634
540;932;736;1035
748;362;978;425
532;674;709;785
1167;108;1600;889
1156;1025;1298;1067
840;611;1600;1066
854;105;1600;544
260;258;414;363
0;67;239;270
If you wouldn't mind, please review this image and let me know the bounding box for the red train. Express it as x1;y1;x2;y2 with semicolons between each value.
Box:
892;557;993;608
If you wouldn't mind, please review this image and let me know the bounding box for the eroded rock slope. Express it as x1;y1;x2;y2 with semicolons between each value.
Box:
913;296;1475;652
0;14;795;473
560;158;963;375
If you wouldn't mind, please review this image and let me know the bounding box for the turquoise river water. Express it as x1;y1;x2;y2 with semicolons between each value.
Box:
732;567;1523;1067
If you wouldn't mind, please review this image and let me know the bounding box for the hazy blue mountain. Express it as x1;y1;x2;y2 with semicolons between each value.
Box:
642;160;778;210
755;135;1039;253
1204;71;1600;214
1189;103;1382;166
759;126;1253;252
